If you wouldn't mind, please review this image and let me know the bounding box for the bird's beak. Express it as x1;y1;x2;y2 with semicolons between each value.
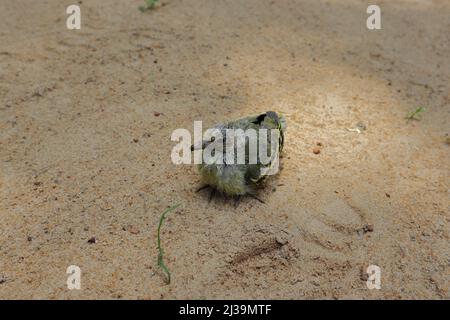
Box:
191;140;208;151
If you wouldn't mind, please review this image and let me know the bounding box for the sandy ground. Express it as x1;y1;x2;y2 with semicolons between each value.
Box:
0;0;449;299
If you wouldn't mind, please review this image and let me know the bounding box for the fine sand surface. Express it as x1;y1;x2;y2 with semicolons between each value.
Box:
0;0;449;299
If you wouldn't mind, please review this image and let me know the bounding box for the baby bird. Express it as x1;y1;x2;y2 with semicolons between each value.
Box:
192;111;286;203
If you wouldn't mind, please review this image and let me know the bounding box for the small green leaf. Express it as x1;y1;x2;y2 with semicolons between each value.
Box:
406;107;425;122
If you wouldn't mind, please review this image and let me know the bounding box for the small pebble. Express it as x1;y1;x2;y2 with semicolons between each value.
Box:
356;122;367;131
128;226;140;235
313;147;321;154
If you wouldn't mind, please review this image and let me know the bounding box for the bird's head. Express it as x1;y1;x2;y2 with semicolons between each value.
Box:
263;111;286;151
264;111;287;132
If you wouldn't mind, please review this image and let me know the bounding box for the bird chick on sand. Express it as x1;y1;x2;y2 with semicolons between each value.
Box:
191;111;286;203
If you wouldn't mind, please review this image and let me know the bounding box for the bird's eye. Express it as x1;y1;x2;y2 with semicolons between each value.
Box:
210;136;215;142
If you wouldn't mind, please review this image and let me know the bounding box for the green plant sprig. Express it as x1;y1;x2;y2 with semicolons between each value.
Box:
156;203;180;284
406;107;425;122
